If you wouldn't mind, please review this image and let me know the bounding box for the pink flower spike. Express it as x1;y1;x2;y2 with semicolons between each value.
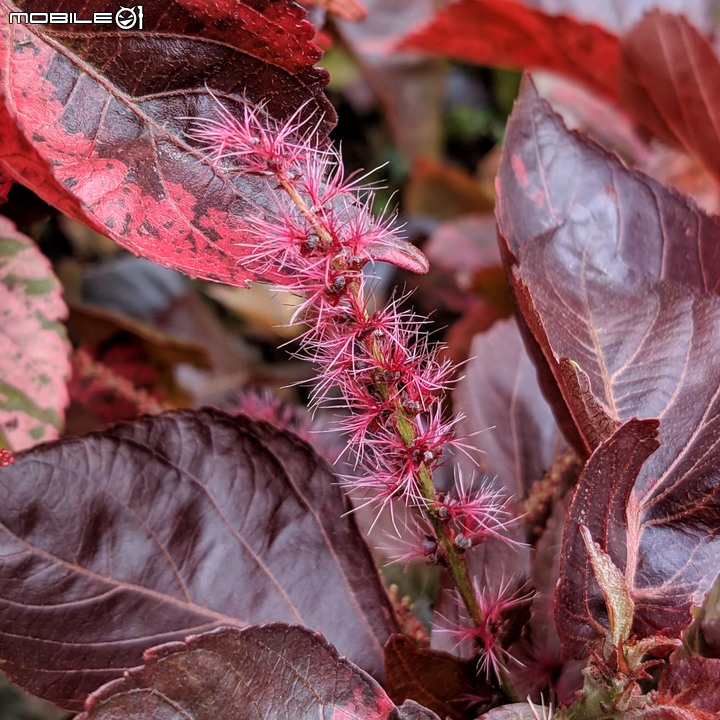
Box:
434;576;534;682
378;514;438;568
186;94;317;175
438;469;522;548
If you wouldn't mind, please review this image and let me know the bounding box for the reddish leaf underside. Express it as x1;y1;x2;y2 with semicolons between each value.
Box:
657;657;720;712
620;12;720;187
0;409;398;710
76;624;440;720
497;78;720;657
0;0;334;285
0;214;69;449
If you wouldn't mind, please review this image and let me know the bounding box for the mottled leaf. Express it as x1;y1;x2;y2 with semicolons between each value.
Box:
385;634;489;720
620;12;720;186
0;409;398;710
0;214;69;449
76;624;439;720
0;0;334;285
498;80;720;656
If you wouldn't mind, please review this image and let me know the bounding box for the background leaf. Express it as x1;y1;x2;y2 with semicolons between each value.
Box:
397;0;719;102
620;12;720;186
397;0;620;101
0;409;398;710
0;214;69;449
0;0;334;285
76;624;440;720
455;318;567;502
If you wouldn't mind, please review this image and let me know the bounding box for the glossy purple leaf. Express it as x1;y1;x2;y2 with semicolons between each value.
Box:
0;409;398;710
498;79;720;657
75;624;440;720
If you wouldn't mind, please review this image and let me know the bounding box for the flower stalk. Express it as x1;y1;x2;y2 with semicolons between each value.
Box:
187;98;521;694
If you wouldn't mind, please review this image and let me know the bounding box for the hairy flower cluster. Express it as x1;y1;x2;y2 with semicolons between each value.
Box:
188;98;468;508
189;94;523;686
438;577;534;681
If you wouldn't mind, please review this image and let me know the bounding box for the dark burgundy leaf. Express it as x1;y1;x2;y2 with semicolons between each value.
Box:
0;0;334;285
620;13;720;185
556;419;659;657
497;76;720;454
498;79;720;656
456;317;567;501
497;79;720;297
75;624;439;720
385;634;490;720
0;409;398;710
657;657;720;712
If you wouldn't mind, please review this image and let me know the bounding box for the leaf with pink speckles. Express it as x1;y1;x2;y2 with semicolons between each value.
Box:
0;0;335;285
0;214;68;450
74;625;439;720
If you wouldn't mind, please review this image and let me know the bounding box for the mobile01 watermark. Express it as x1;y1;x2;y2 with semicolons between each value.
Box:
9;6;144;30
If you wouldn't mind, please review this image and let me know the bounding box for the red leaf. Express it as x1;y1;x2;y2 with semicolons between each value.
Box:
397;0;620;101
620;12;720;186
397;1;719;103
498;79;720;657
0;409;398;710
657;657;720;712
0;1;334;285
0;214;69;449
76;624;439;720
